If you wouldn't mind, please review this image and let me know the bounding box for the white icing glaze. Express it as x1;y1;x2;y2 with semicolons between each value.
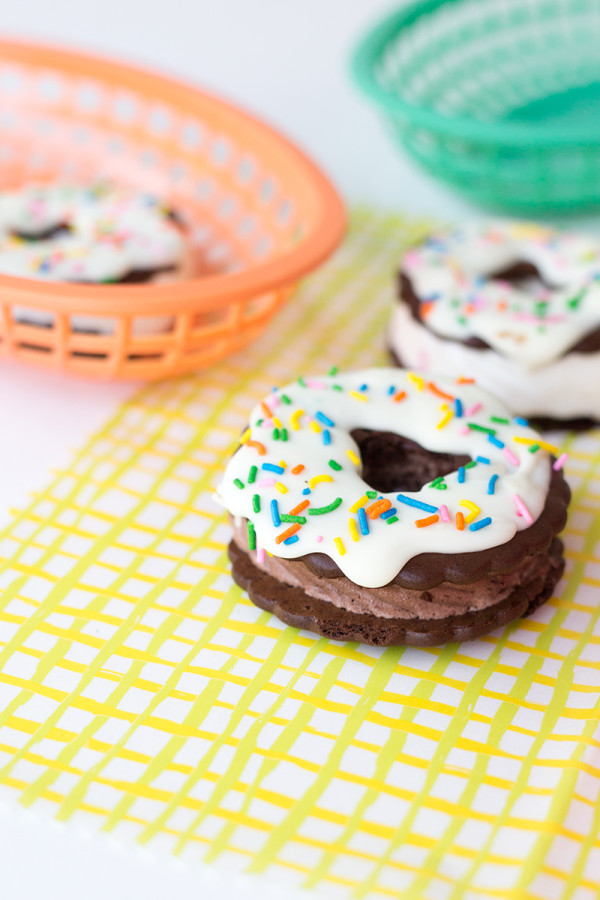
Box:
0;183;184;284
403;221;600;370
216;368;552;589
389;302;600;420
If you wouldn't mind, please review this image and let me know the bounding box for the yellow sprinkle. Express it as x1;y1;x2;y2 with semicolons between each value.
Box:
278;460;287;469
513;436;560;454
460;499;480;524
346;449;360;466
289;409;304;430
275;482;288;494
408;372;425;390
310;420;322;433
334;537;346;556
272;416;283;429
309;474;334;489
437;410;454;429
349;390;367;402
349;495;369;512
349;518;359;542
239;428;250;444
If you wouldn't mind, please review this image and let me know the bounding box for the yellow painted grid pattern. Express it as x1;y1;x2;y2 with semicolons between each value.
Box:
0;211;599;899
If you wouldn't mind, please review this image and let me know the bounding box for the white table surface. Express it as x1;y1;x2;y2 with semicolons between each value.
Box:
0;1;591;898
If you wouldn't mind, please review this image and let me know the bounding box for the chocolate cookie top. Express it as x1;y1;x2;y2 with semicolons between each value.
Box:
402;221;600;370
0;182;184;283
216;368;554;589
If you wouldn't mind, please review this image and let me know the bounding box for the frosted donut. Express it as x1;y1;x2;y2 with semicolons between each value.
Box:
0;183;190;335
390;221;600;427
216;367;569;646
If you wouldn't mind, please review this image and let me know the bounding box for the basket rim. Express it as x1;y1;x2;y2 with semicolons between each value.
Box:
351;0;600;147
0;38;346;313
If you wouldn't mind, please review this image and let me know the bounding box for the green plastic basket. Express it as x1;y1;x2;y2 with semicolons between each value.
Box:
352;0;600;213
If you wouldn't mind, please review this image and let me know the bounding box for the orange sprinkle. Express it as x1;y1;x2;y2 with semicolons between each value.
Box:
246;440;266;455
428;381;454;401
457;376;475;384
456;511;465;530
289;499;310;516
464;303;477;315
275;523;301;544
420;301;435;319
393;390;407;403
366;498;392;519
291;464;305;475
416;514;439;528
260;401;273;420
496;300;507;312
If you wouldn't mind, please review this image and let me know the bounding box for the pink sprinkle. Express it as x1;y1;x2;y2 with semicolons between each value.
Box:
503;447;519;466
459;426;469;436
403;250;420;267
257;478;275;487
270;396;280;407
417;349;429;369
553;452;568;471
513;494;533;525
439;504;450;523
256;546;265;564
316;535;324;543
305;379;326;389
465;403;482;417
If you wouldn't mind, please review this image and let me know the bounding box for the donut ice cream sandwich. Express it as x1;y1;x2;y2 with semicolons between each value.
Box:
1;182;192;334
390;221;600;429
216;368;570;646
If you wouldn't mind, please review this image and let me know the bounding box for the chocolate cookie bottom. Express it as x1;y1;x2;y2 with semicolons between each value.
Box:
229;538;565;647
388;346;597;433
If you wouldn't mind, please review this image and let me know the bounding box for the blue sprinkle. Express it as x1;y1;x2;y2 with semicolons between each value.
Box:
380;508;397;520
358;507;369;535
270;499;281;527
488;474;498;495
470;517;492;532
322;429;331;446
454;398;463;418
476;456;490;465
488;434;505;449
262;463;285;475
396;494;438;514
424;291;441;300
387;385;396;395
359;383;368;392
514;416;529;427
315;411;335;427
458;467;465;484
283;535;299;545
302;487;311;495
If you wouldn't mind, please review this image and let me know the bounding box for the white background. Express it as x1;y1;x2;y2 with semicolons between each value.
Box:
0;1;547;898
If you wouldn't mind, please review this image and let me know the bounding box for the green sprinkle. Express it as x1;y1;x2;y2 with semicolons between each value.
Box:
535;301;548;318
247;522;256;551
297;376;306;386
280;394;292;404
248;465;257;484
256;418;264;427
308;497;343;515
567;288;586;310
234;478;244;490
252;494;261;513
332;384;343;391
465;460;477;469
457;315;467;326
280;514;307;524
468;423;496;435
328;459;342;471
430;476;445;486
528;443;540;453
490;416;509;425
328;365;339;375
272;428;280;440
280;428;288;442
386;516;399;524
450;298;460;308
366;490;377;499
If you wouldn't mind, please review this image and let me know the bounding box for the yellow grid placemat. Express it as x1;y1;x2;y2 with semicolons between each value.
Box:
0;210;599;900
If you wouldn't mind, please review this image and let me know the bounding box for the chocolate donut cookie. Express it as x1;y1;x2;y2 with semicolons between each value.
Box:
216;368;570;647
390;221;600;429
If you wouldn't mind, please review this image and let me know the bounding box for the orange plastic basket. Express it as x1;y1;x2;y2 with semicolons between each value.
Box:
0;40;345;380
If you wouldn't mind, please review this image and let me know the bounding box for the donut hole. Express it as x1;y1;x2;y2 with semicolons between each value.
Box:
491;261;556;296
351;429;470;494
